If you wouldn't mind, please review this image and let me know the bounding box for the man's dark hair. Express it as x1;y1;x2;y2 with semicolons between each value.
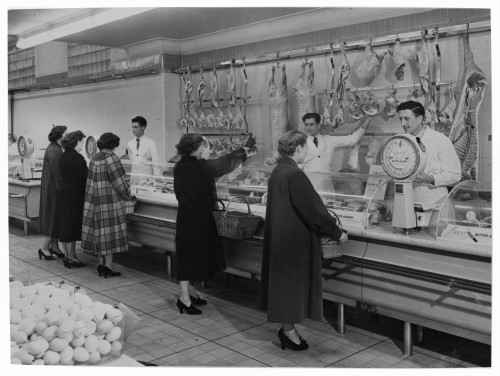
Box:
131;115;147;128
61;130;85;150
397;101;425;118
278;130;307;157
175;134;207;157
302;112;321;124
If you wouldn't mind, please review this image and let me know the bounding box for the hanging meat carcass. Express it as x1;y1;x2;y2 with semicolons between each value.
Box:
269;63;288;153
197;67;208;107
333;42;351;128
345;89;365;122
322;45;337;133
408;30;431;98
435;83;457;136
384;38;407;83
295;59;315;130
350;40;384;88
232;62;248;130
177;67;195;130
382;87;399;120
449;26;488;180
361;91;380;116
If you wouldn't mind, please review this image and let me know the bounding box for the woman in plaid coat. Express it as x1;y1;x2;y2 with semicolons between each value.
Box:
81;133;133;278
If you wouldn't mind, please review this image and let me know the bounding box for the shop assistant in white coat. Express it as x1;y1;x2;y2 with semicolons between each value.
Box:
125;115;161;177
300;112;370;190
397;101;461;222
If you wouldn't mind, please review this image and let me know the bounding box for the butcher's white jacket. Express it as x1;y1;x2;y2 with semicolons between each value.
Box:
302;126;366;173
126;135;161;176
413;126;461;209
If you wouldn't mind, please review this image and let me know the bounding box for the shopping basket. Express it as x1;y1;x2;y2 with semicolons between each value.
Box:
213;198;263;240
321;209;346;259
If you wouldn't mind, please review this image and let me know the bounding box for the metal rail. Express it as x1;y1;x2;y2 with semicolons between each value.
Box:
176;20;490;74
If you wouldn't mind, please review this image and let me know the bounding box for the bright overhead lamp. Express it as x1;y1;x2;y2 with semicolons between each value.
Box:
16;8;153;49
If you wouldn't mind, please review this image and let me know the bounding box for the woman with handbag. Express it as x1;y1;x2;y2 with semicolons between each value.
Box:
261;130;348;351
173;133;255;315
81;133;134;278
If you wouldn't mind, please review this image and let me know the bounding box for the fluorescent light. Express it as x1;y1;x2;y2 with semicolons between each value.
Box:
16;8;153;49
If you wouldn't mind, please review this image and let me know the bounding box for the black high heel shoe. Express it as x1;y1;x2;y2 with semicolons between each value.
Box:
98;265;121;278
190;295;207;306
38;249;55;260
48;245;65;259
278;328;308;351
176;299;202;315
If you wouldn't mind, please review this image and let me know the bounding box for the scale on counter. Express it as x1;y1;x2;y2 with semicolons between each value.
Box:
16;135;38;180
83;135;97;162
380;133;427;230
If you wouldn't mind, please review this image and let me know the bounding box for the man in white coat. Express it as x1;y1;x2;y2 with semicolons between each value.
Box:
397;101;461;209
125;115;161;178
301;112;371;191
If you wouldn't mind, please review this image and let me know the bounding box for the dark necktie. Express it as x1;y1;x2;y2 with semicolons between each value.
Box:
313;136;319;148
136;138;140;151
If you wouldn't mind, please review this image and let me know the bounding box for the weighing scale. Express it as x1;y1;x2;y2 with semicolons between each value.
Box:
83;135;97;163
16;136;37;180
380;133;427;230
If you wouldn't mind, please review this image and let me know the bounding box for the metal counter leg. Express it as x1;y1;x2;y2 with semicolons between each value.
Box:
23;221;29;236
416;325;424;344
165;253;172;277
337;303;345;335
404;321;413;357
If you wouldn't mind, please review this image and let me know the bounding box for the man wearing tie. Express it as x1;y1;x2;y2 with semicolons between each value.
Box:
301;112;371;190
126;115;161;177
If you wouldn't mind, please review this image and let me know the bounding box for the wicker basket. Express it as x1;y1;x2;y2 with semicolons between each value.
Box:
213;199;263;240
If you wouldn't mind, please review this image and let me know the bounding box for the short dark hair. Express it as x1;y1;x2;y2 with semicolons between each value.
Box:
302;112;321;124
97;132;120;150
175;134;207;157
61;130;85;150
131;115;147;128
278;130;307;157
397;100;425;118
48;125;67;142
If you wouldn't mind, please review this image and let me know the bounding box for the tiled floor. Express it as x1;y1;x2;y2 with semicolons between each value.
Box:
9;231;477;368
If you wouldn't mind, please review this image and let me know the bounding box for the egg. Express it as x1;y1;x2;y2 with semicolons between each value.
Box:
97;340;111;356
88;351;101;364
73;347;90;363
110;341;122;356
43;350;61;365
84;335;99;353
60;347;74;365
97;319;113;334
13;330;28;344
26;338;49;356
34;321;48;335
105;326;122;342
18;318;36;335
50;338;68;352
42;326;58;342
10;309;22;324
33;359;45;365
11;357;22;364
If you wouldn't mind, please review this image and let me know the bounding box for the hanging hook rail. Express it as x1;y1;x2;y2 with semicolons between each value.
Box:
176;20;490;74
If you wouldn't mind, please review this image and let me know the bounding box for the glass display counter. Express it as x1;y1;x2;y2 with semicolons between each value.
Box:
433;180;492;245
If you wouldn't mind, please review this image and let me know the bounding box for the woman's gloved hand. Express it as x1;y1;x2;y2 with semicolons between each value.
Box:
244;134;257;151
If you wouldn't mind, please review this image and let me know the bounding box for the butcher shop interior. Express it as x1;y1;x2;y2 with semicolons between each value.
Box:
7;6;493;369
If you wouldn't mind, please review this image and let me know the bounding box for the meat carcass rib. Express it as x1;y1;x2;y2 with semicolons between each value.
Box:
227;60;237;106
435;83;456;136
232;63;248;130
382;88;399;120
333;43;351;128
197;67;208;107
384;38;407;83
269;63;288;153
322;48;337;133
408;30;431;97
350;40;384;88
295;60;315;130
449;27;488;180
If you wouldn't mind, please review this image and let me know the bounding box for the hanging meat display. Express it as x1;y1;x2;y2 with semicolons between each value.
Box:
269;63;288;153
333;42;351;128
382;87;399;120
408;30;431;97
231;61;248;130
197;67;208;107
177;66;196;131
448;25;488;181
350;39;384;88
322;45;337;133
384;38;407;83
295;59;315;130
361;91;380;116
435;83;457;136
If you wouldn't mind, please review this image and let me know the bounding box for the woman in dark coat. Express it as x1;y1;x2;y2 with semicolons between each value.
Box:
261;130;347;351
58;131;88;268
81;133;134;278
173;134;253;315
38;125;67;260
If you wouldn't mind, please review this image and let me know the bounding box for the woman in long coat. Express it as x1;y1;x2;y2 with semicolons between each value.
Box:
81;132;133;278
261;130;346;351
58;131;88;268
174;134;253;315
38;125;67;260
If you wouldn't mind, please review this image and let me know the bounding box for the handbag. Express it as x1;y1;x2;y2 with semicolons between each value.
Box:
321;210;346;260
213;197;263;240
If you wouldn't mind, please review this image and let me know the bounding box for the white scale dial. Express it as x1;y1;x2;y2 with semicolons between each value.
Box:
381;134;423;180
85;136;97;159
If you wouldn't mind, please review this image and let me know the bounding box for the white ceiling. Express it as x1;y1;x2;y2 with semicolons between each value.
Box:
9;7;431;54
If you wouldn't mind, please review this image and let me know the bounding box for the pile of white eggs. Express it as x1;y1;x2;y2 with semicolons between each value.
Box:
10;280;124;365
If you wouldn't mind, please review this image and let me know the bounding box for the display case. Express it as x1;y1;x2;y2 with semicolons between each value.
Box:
433;180;492;245
123;161;175;202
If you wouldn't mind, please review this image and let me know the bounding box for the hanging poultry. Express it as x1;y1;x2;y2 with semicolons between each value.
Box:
295;59;315;130
350;39;384;87
361;91;380;116
231;61;248;130
333;42;351;128
449;25;488;180
384;38;407;83
269;62;288;153
382;87;399;120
